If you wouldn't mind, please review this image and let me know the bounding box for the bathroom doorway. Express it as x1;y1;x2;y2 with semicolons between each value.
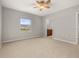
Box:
46;19;53;37
47;29;52;37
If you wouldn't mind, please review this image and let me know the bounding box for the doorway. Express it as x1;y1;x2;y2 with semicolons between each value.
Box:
47;29;52;37
46;19;53;37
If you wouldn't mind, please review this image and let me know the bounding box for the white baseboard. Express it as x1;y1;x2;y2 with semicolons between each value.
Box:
3;36;78;45
3;35;41;43
54;38;78;45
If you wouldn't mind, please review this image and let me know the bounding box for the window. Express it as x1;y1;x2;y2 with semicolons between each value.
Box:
20;18;31;26
20;18;31;31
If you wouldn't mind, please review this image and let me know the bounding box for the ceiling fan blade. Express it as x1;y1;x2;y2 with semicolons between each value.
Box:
46;6;50;8
40;9;43;11
36;1;40;4
46;0;51;4
33;6;37;8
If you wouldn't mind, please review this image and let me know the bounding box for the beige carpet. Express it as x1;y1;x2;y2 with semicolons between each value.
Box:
0;37;79;58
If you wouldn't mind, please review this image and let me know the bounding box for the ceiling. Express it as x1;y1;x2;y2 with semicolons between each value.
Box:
0;0;79;16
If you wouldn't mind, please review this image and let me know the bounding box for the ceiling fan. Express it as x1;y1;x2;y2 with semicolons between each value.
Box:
33;0;51;11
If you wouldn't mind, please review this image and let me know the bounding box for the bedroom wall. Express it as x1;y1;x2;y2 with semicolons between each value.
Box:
0;3;2;47
78;13;79;43
2;7;42;43
44;5;79;44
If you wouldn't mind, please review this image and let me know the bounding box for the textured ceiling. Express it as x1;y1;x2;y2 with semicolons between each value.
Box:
1;0;79;16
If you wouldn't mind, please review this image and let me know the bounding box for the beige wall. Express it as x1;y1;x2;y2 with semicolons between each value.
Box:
44;5;79;44
0;3;2;47
1;5;79;45
78;14;79;43
2;7;42;43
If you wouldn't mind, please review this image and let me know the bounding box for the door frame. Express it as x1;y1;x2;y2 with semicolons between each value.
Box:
0;4;2;48
76;12;79;44
45;19;53;38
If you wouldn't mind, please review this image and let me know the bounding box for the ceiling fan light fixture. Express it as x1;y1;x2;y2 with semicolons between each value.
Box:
34;0;51;11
